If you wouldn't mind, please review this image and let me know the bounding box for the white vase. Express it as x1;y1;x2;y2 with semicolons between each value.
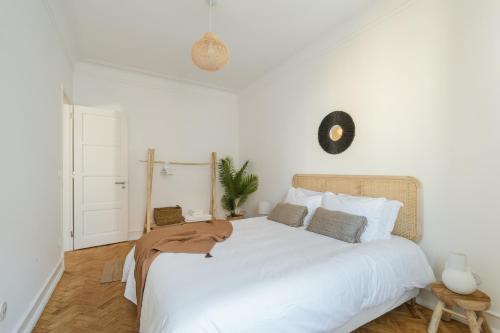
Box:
442;253;477;295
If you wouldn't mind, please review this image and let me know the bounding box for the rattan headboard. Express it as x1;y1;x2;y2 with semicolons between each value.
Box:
292;174;421;241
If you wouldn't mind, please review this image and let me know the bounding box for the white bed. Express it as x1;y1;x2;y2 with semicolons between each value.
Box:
123;216;434;333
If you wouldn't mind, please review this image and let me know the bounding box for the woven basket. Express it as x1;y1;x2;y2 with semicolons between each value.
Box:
154;206;184;226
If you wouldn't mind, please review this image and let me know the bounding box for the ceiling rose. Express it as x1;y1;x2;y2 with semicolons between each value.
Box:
192;0;230;71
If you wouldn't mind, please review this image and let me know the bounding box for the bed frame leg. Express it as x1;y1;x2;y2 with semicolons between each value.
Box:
406;298;424;319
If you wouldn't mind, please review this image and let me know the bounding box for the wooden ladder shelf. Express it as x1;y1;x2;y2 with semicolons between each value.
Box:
141;149;217;233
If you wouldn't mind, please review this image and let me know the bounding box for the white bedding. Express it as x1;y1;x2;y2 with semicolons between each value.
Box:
123;217;434;333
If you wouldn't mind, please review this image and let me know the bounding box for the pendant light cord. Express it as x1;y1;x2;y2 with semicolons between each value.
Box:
208;0;213;32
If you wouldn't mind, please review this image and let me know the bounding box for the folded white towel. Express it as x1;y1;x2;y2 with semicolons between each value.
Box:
187;209;206;216
184;214;213;222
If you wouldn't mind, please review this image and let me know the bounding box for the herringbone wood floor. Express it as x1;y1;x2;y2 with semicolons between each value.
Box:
33;242;137;333
34;242;469;333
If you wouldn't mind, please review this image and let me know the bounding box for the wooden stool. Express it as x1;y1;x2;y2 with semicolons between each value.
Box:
428;282;491;333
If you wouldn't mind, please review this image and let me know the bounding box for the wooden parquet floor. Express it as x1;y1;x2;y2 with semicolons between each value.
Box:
34;242;470;333
33;242;137;333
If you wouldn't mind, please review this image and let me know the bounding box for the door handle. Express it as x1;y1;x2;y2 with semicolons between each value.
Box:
114;181;126;185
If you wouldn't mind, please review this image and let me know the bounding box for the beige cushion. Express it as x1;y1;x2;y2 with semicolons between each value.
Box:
307;207;367;243
268;203;308;227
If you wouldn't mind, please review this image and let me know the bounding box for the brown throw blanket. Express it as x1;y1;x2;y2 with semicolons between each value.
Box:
134;220;233;327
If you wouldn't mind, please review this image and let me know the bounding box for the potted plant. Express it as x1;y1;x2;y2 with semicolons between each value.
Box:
218;157;258;220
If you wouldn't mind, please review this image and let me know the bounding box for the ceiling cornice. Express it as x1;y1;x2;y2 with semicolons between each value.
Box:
41;0;79;67
81;58;236;93
241;0;416;93
77;61;238;97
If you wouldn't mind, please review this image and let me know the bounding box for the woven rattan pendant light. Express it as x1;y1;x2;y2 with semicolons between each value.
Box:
192;0;230;71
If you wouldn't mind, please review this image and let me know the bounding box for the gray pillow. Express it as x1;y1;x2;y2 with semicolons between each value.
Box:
268;203;308;227
307;207;367;243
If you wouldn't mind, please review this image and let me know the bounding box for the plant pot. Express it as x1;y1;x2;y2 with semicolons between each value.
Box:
226;214;245;221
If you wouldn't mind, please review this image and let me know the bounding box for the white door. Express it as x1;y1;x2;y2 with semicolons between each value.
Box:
73;106;128;249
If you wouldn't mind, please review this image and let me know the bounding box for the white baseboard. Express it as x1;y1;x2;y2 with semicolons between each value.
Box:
128;230;143;241
418;289;500;333
15;256;64;333
485;311;500;333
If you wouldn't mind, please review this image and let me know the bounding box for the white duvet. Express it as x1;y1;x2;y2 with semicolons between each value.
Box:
123;217;434;333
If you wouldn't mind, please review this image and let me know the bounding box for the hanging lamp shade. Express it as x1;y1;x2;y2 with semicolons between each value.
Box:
191;0;230;71
192;32;230;71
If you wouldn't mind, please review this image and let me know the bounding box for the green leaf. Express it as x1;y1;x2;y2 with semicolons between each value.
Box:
217;157;258;215
236;174;259;207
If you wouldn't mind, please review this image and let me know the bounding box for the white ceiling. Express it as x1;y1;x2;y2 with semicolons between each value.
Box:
50;0;388;91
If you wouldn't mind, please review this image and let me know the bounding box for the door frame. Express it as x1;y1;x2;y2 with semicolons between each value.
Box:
62;103;129;251
61;93;74;251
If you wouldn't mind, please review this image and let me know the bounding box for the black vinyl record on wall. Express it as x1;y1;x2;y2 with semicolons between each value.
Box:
318;111;355;154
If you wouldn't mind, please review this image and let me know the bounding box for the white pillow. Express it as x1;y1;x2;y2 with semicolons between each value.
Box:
322;193;387;243
295;187;323;196
284;188;323;227
381;199;403;235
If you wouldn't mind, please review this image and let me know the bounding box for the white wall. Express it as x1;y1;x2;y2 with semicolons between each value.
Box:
0;0;73;331
73;63;239;237
239;0;500;328
1;0;498;331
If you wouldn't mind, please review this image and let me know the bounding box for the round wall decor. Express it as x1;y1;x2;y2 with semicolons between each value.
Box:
318;111;355;154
